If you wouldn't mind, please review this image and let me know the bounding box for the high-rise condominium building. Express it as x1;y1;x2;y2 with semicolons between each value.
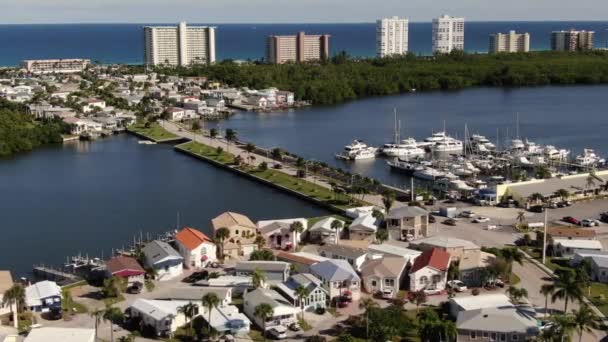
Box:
551;30;594;51
432;15;465;54
489;31;530;53
144;22;216;66
376;16;409;58
266;32;330;64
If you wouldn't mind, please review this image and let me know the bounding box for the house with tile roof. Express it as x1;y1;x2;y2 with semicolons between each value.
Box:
310;259;361;301
175;227;217;269
105;256;145;284
142;240;184;281
360;256;408;296
548;227;597;240
274;251;328;273
211;212;258;259
408;248;451;292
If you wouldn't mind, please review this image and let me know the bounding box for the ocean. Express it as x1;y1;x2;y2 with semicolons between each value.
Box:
1;21;608;66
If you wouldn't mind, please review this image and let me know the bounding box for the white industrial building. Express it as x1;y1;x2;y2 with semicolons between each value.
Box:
144;22;216;66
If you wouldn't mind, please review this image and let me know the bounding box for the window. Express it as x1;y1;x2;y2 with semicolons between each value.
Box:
500;333;507;341
420;276;428;285
483;332;489;338
371;280;377;287
511;334;518;341
470;331;477;339
490;333;497;341
385;279;395;287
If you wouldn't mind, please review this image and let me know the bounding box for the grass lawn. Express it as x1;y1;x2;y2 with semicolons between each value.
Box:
179;141;235;164
588;282;608;315
128;123;178;141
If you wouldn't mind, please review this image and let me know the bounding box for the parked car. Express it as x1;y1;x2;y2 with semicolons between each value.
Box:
459;210;475;218
381;288;394;299
127;281;143;294
447;280;468;292
562;216;581;225
548;202;558;209
423;288;442;295
529;205;545;213
288;322;300;332
182;271;209;283
341;292;353;303
443;218;458;226
428;215;436;223
472;216;490;223
581;219;598;227
601;212;608;223
268;326;288;340
273;163;283;170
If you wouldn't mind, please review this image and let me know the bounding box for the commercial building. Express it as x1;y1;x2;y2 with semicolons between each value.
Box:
266;32;330;64
376;16;409;58
144;22;216;66
21;59;90;74
489;31;530;53
432;15;465;54
551;30;594;51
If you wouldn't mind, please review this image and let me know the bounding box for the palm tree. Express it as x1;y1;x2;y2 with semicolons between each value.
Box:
209;128;218;139
178;302;197;336
144;267;157;281
572;304;600;342
540;284;554;319
289;221;304;250
215;227;230;260
382;190;396;213
499;247;524;275
102;305;124;342
375;229;388;244
550;314;576;342
271;148;282;161
90;308;104;340
254;303;274;342
358;297;378;341
225;128;236;152
245;143;255;164
330;219;343;245
550;269;584;313
506;286;528;304
2;284;25;325
252;268;266;288
528;192;545;204
254;235;266;249
61;288;73;316
294;285;310;320
410;290;427;313
515;211;528;230
554;189;570;202
202;293;220;334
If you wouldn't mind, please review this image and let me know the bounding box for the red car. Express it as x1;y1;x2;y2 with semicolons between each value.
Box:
562;216;581;225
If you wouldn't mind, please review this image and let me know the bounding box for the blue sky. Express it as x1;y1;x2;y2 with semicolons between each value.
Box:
3;0;608;24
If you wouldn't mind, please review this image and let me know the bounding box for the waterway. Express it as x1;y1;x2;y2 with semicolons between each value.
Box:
216;85;608;189
0;135;328;277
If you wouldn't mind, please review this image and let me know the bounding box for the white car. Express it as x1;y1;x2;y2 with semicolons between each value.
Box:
473;216;490;223
423;288;442;295
460;210;475;218
581;219;598;227
382;288;394;299
268;326;288;340
447;280;468;292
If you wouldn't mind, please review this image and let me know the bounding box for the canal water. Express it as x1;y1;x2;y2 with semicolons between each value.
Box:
217;85;608;188
0;135;328;277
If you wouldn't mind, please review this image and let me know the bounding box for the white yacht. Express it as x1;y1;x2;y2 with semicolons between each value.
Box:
413;167;446;181
382;138;426;157
543;145;570;160
387;159;424;174
471;134;496;151
425;130;463;153
575;149;605;166
336;140;377;160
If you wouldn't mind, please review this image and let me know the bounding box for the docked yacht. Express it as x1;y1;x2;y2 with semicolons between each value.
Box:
576;149;605;166
336;140;377;160
543;145;570;160
387;159;424;174
470;134;495;152
382;138;426;157
425;131;464;153
413;167;446;181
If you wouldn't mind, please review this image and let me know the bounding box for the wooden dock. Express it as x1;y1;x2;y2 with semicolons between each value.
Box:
33;265;82;282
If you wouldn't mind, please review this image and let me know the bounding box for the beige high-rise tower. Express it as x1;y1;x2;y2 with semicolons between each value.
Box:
267;32;330;64
489;31;530;53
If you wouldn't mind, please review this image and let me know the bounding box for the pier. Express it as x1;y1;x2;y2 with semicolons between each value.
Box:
33;265;82;285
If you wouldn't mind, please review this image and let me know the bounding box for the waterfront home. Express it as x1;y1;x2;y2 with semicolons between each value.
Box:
0;271;15;321
548;227;597;240
256;218;307;250
318;244;368;272
166;107;187;121
202;303;251;336
456;306;539;342
211;212;258;259
386;206;429;241
275;273;328;311
158;286;232;307
105;256;145;285
246;95;269;108
234;261;290;284
367;243;421;264
82;98;106;113
127;299;191;337
310;259;361;301
175;227;217;269
274;251;328;273
25;280;61;312
408;248;451;292
276;91;295;106
554;239;603;258
360;256;408;296
142;240;184;281
206;98;226;110
449;293;513;318
197;276;254;295
308;217;345;244
24;327;95;342
347;214;378;242
63;117;88;135
91;115;118;130
243;288;299;330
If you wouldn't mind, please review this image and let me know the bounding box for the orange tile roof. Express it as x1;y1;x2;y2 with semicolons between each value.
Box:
548;227;596;238
409;248;451;273
275;251;319;266
175;227;214;251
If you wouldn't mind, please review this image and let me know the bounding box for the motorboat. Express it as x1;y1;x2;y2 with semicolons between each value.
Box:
336;140;377;160
543;145;570;160
387;159;424;174
382;138;426;157
576;149;605;166
471;134;496;151
413;167;446;181
432;138;464;153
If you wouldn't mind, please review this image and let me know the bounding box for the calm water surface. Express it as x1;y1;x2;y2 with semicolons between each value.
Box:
0;135;328;276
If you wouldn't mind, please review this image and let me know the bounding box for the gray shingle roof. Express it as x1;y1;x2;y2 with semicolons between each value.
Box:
387;206;429;219
143;240;183;264
456;306;539;334
310;260;360;282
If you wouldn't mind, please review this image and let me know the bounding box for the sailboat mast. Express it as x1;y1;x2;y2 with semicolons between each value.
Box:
516;113;520;139
393;108;399;144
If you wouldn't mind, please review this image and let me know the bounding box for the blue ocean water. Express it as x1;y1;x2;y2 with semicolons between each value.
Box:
0;22;607;66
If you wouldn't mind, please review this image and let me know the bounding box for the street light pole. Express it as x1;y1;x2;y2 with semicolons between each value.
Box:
542;210;548;265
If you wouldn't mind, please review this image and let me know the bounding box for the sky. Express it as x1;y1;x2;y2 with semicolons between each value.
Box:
2;0;608;24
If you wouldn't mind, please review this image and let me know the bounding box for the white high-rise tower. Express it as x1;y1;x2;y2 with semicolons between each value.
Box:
432;15;465;54
144;22;216;66
376;16;409;58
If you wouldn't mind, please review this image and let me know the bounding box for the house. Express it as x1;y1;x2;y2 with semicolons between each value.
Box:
386;206;429;241
202;303;251;336
24;327;96;342
127;299;190;337
449;293;513;318
458;251;496;287
243;288;299;330
175;227;217;269
588;256;608;283
276;91;295;106
198;276;254;295
554;239;603;258
246;95;268;108
456;306;539;342
367;243;421;264
166;107;186;121
274;251;328;273
408;248;451;292
82;99;106;113
0;271;15;321
105;256;145;284
348;214;378;241
25;281;61;312
310;259;361;301
360;256;408;296
158;287;232;307
548;227;597;240
257;222;297;250
571;250;608;267
308;217;345;244
211;212;258;259
234;261;290;284
275;273;329;311
318;244;368;272
142;240;184;281
344;206;382;219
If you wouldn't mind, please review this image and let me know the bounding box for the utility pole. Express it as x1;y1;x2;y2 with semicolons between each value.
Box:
410;177;415;202
542;210;548;265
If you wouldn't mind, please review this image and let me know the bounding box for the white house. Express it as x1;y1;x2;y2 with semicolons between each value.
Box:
24;327;96;342
234;261;290;285
318;244;368;272
243;288;299;330
166;107;186;121
127;299;189;337
360;256;408;296
159;287;233;307
174;227;217;269
308;217;345;244
449;293;513;318
82;99;106;113
348;214;378;242
409;248;451;292
203;304;251;336
25;281;62;312
554;239;603;258
310;259;361;301
142;240;184;281
275;273;329;311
